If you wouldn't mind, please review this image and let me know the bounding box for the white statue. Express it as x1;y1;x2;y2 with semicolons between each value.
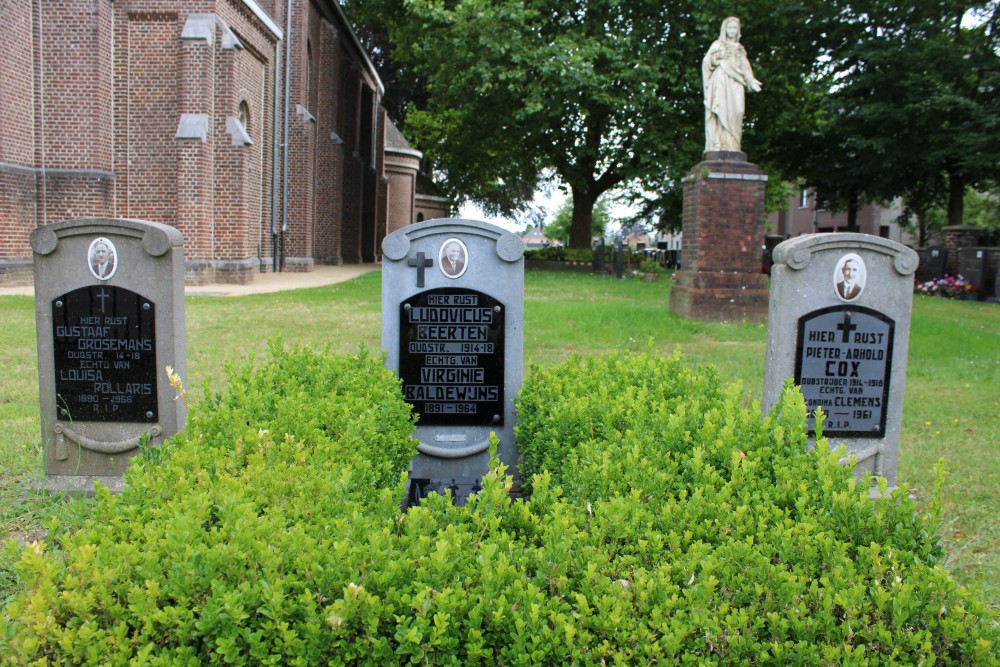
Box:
703;16;762;153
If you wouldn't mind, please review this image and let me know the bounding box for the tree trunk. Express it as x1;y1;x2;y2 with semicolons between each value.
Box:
947;171;965;227
568;190;597;249
846;188;860;232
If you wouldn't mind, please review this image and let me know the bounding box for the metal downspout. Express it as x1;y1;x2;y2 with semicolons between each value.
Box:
280;0;294;272
271;48;282;273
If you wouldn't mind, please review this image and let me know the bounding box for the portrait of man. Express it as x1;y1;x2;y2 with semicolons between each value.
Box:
439;239;468;279
834;254;865;302
88;237;118;281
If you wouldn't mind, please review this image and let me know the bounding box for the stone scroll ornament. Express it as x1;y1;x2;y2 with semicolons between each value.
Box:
703;16;762;152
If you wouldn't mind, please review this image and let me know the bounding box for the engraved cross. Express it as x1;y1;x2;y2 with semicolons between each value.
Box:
408;252;433;288
96;288;111;313
837;311;856;344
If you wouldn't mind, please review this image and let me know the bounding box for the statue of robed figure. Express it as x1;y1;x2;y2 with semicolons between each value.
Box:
703;17;762;153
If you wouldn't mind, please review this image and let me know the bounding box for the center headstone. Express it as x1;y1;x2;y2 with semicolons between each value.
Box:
31;218;187;494
382;219;524;505
762;233;918;493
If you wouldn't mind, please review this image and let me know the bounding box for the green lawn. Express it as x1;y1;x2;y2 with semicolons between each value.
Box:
1;270;997;609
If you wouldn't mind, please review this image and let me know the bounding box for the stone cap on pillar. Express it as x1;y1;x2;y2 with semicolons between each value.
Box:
702;150;748;162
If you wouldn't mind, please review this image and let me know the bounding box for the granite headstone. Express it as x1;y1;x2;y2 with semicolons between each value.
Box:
31;218;186;493
915;246;946;284
957;247;987;298
762;233;918;493
382;219;524;505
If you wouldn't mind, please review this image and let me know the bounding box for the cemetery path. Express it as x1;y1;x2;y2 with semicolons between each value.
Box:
0;264;380;297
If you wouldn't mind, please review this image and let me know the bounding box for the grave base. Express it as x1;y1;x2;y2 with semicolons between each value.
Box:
669;270;769;322
35;475;127;497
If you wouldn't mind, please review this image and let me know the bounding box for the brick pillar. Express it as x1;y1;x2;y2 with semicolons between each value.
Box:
211;29;256;284
312;21;343;265
669;151;769;323
0;0;38;284
176;15;216;283
942;225;981;276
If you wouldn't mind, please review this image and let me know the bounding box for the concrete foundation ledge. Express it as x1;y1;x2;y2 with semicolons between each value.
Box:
34;475;127;496
0;260;34;286
184;259;258;285
282;256;316;272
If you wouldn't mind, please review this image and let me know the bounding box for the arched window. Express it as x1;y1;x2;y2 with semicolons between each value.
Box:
238;101;250;130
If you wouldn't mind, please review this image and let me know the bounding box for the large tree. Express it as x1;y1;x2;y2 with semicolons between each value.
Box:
786;0;1000;238
354;0;832;247
546;194;614;245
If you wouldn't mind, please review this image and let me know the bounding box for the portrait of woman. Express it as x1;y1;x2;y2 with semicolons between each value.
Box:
702;16;762;153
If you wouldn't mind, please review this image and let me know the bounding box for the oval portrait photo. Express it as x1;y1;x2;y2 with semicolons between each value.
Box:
833;253;866;302
439;238;468;279
88;237;118;281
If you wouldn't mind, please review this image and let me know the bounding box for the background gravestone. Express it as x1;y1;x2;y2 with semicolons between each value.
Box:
915;246;946;284
956;248;987;299
762;233;918;493
593;239;606;275
382;219;524;505
31;218;186;493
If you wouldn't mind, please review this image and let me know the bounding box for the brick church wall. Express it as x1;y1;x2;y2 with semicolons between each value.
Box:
1;0;398;285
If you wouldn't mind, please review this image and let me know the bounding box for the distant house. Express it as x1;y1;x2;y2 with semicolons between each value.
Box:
650;231;682;251
0;0;446;286
769;189;923;246
521;227;560;249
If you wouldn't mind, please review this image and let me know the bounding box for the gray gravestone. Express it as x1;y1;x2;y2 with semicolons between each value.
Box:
31;218;186;494
762;233;918;494
382;219;524;506
593;239;606;275
915;246;946;284
957;248;987;298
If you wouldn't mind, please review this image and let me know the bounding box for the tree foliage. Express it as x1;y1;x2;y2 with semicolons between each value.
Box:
353;0;1000;246
781;0;1000;239
353;0;833;247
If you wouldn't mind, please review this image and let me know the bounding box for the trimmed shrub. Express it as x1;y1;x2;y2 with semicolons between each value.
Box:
2;348;997;665
524;247;594;263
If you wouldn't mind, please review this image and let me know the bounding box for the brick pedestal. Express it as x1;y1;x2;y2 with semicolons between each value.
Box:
669;151;769;322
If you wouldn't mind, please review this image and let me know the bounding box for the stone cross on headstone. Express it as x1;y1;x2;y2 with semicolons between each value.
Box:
837;312;856;343
31;218;186;494
763;233;918;494
383;219;525;506
407;251;433;288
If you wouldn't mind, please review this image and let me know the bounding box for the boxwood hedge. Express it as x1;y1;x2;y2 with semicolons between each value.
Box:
2;347;996;665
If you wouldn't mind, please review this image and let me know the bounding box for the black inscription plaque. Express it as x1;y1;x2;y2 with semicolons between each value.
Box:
52;285;158;423
794;305;894;437
399;288;504;425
